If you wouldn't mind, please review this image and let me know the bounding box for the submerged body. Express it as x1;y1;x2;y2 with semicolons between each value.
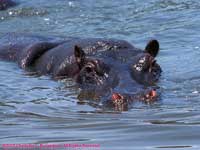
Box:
0;33;162;111
0;0;16;10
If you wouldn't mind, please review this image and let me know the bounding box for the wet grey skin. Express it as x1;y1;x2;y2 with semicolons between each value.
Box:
0;33;162;110
0;0;16;10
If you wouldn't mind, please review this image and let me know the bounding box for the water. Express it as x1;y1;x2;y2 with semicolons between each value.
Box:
0;0;200;149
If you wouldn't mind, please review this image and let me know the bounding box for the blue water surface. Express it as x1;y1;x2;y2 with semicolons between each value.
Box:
1;0;200;149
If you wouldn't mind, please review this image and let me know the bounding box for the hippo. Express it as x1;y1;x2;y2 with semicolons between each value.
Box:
0;0;16;10
0;33;162;111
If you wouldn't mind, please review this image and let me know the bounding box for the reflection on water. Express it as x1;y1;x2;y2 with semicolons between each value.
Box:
1;0;200;149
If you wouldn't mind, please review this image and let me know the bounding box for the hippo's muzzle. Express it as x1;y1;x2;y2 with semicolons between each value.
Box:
108;89;158;111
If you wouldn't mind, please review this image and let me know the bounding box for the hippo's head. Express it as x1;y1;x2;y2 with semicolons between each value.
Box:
131;40;162;85
74;40;162;111
108;40;162;110
74;46;117;87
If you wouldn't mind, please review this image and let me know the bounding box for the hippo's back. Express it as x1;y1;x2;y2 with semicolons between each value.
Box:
0;0;16;10
0;33;67;61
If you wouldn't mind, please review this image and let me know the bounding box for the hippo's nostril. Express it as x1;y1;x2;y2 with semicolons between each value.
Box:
149;90;157;97
145;89;157;100
112;93;123;100
111;93;125;105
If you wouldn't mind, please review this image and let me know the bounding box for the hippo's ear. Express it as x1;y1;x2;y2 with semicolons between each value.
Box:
74;45;85;64
145;40;159;57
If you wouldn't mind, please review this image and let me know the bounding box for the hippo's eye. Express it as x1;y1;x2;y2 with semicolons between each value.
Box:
85;66;93;73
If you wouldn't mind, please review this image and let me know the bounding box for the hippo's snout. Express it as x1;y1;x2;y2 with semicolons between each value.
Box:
110;89;158;111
